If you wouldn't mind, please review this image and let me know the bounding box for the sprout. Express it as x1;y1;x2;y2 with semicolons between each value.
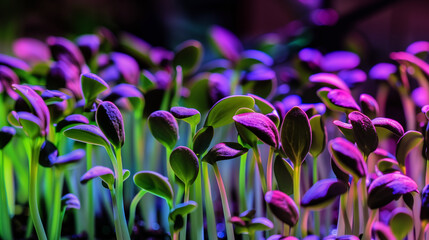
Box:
265;190;299;227
96;101;125;149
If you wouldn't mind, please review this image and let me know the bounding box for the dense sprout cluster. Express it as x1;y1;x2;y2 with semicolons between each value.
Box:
1;25;429;240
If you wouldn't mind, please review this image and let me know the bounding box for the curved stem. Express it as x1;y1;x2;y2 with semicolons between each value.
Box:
57;207;67;239
266;147;274;192
128;190;147;234
180;184;191;240
253;148;267;193
0;149;12;240
110;188;122;240
114;147;130;240
202;162;217;240
29;138;47;240
212;163;235;240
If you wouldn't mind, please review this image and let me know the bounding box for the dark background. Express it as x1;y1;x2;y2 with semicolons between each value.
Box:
0;0;428;64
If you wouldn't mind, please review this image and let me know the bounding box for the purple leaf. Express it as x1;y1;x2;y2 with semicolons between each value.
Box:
209;25;243;62
333;120;354;142
233;112;279;148
309;73;350;92
372;222;395;240
359;93;379;119
337;69;366;88
411;87;429;108
39;140;58;168
96;101;125;149
12;38;50;64
76;34;100;62
327;89;361;112
320;51;360;72
372;117;404;139
298;48;322;66
348;111;378;157
170;106;200;119
329;137;367;179
13;84;50;137
369;63;396;81
61;193;81;210
368;173;418;209
265;190;299;227
202;142;248;165
47;36;85;68
0;53;30;70
301;179;347;209
406;41;429;55
54;149;85;167
110;52;140;85
55;114;89;132
80;166;114;184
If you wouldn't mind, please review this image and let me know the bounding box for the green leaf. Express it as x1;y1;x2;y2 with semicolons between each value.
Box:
18;112;42;139
317;87;360;114
204;95;255;128
377;158;402;174
63;124;110;149
389;208;413;240
184;74;210;113
274;156;294;195
148;110;179;150
80;166;114;186
134;171;174;207
170;146;199;185
170;106;201;127
169;200;198;221
247;217;274;232
395;130;423;169
13;84;50;136
333;120;355;142
202;142;248;165
173;40;203;76
309;115;327;158
81;73;109;110
280;106;312;166
192;126;214;156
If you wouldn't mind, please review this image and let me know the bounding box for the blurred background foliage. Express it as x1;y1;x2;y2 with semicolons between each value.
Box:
0;0;428;68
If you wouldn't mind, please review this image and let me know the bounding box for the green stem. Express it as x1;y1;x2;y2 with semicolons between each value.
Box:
166;148;175;186
114;147;131;240
0;149;12;240
291;164;301;236
253;148;267;193
267;147;274;192
128;190;147;234
239;153;247;212
190;164;204;240
180;184;191;240
301;209;309;238
352;179;360;236
202;162;217;240
110;188;122;240
363;209;377;240
58;207;67;239
29;138;47;240
86;144;95;240
49;169;64;240
230;69;241;95
212;163;235;240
